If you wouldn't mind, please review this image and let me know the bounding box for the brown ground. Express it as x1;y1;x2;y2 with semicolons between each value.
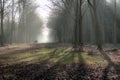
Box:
0;44;120;80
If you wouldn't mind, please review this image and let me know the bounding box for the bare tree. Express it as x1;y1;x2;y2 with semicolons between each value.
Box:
112;0;117;45
88;0;102;50
0;0;5;46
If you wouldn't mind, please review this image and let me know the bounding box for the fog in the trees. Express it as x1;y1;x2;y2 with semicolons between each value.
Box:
1;1;120;79
1;0;52;45
0;0;120;50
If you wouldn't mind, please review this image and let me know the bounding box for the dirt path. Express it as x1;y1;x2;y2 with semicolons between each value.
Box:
0;44;45;55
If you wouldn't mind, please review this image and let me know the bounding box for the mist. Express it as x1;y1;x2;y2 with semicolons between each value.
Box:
0;0;120;80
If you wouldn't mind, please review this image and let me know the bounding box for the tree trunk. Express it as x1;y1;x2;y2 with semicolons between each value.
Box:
112;0;117;45
0;0;5;46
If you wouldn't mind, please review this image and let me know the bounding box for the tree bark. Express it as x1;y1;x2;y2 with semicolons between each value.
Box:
0;0;5;46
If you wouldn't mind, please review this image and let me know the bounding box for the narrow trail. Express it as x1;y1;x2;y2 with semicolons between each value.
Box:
0;44;45;55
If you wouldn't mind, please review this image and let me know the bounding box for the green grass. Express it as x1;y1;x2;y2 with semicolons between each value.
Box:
0;48;54;65
0;47;108;66
81;53;108;66
3;74;17;80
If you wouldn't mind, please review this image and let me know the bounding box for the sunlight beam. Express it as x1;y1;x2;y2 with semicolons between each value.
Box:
38;27;50;43
106;0;111;3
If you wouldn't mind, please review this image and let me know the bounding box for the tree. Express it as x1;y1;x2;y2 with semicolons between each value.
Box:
112;0;117;45
73;0;84;51
88;0;103;50
17;0;43;43
49;0;87;51
0;0;5;46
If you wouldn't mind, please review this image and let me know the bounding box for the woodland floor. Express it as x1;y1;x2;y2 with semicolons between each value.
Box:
0;44;120;80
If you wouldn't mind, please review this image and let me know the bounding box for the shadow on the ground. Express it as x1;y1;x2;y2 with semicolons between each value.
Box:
100;50;120;80
0;47;120;80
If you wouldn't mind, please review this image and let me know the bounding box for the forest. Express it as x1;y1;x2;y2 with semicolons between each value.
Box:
0;0;120;80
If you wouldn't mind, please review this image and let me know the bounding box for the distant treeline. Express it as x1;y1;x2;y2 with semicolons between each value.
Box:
0;0;43;46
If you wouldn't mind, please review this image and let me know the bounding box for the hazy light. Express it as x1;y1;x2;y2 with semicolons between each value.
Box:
35;0;51;22
106;0;111;3
38;27;50;43
35;0;53;43
42;27;49;36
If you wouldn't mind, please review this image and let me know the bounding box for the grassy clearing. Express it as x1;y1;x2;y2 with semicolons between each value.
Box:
0;46;119;80
0;48;54;65
0;47;108;66
81;53;108;66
